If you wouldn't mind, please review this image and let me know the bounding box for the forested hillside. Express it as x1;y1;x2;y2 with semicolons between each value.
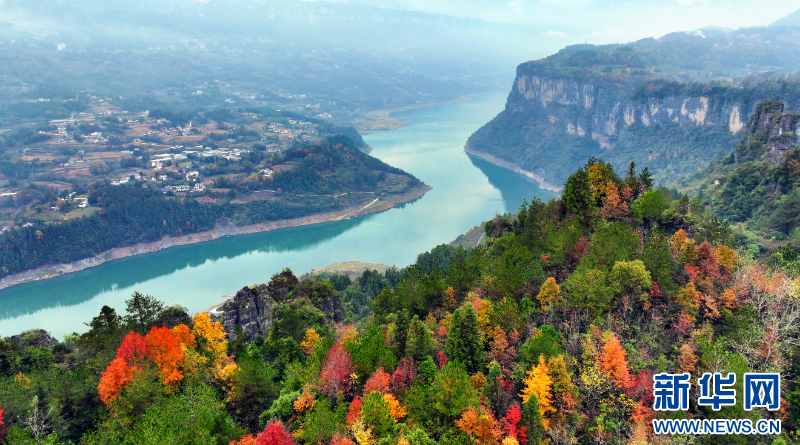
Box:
693;100;800;249
0;136;425;277
2;157;798;444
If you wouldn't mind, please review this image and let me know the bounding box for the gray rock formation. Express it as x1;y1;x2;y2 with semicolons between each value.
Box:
219;284;276;342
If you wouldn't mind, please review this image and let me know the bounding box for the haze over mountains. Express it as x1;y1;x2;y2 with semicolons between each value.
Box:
0;0;545;116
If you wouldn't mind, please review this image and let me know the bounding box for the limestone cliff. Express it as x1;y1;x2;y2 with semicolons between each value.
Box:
467;27;800;187
507;73;750;149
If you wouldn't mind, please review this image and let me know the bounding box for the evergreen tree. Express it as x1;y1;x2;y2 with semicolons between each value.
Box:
406;315;434;363
393;309;410;358
444;307;484;374
562;168;595;221
521;392;545;443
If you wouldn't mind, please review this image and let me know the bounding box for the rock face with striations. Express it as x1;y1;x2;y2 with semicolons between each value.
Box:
466;27;800;187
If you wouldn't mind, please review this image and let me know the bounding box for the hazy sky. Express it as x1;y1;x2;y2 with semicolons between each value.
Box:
330;0;800;45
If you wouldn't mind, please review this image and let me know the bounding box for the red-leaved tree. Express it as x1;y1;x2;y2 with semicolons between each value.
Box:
363;367;391;395
0;406;6;441
320;342;354;398
391;358;417;395
504;403;528;444
256;420;296;445
117;331;151;365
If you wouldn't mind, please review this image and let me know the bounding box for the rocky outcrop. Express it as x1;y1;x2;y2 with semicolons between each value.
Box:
7;329;58;348
735;100;799;164
216;270;346;342
218;284;276;342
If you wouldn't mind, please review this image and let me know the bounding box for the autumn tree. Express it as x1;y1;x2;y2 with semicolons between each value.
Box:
346;396;363;425
504;403;528;445
98;357;137;406
597;334;631;390
536;278;560;312
145;326;194;391
391;358;417;396
301;328;321;355
363;367;391;395
321;342;355;399
256;420;296;445
546;355;578;422
520;355;554;429
455;406;503;445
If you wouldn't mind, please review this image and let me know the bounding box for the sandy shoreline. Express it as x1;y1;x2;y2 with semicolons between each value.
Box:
0;184;431;291
463;145;563;193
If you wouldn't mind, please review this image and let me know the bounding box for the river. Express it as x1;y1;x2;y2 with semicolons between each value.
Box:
0;93;557;338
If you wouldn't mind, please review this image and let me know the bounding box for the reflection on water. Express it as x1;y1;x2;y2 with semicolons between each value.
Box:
467;154;558;213
0;93;557;337
0;216;372;320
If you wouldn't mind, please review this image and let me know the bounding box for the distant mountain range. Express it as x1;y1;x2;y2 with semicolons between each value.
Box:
0;0;542;113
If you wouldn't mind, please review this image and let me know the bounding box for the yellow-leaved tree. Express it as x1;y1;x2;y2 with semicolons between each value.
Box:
536;277;560;312
520;354;555;429
300;327;321;355
191;311;238;383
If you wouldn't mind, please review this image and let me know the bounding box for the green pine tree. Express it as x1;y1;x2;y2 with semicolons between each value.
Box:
406;315;434;363
444;307;484;374
393;309;410;358
521;391;545;444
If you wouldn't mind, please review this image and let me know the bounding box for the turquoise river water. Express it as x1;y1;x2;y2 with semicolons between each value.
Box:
0;93;557;338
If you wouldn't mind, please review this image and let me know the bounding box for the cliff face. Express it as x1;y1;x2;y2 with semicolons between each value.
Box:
466;28;800;187
467;72;763;186
509;74;748;149
695;100;800;234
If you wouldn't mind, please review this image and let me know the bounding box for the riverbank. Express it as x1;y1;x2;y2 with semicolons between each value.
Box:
463;145;563;193
0;184;431;291
354;91;509;133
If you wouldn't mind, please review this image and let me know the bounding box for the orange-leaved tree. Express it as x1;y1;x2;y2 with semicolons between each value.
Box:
597;333;631;390
98;357;137;405
145;325;195;391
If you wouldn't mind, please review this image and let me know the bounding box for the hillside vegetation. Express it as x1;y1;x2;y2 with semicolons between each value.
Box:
1;156;798;444
691;100;800;250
